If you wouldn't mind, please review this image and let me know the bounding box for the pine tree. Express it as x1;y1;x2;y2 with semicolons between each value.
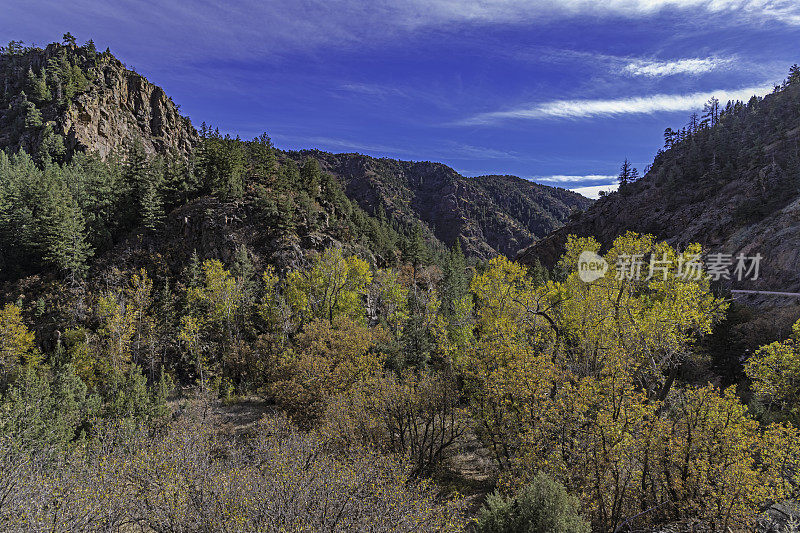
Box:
275;194;295;233
401;303;435;368
197;132;245;199
123;140;149;226
140;182;164;233
22;100;42;129
45;57;63;102
276;160;300;191
43;192;93;284
530;258;550;287
300;158;322;194
83;39;97;56
185;249;202;288
125;139;149;184
248;132;275;180
702;97;720;128
618;158;634;186
37;124;66;164
405;224;429;268
26;67;51;103
663;128;677;149
152;366;172;417
124;139;166;231
687;112;700;134
789;64;800;86
441;241;467;316
232;243;255;302
222;137;246;198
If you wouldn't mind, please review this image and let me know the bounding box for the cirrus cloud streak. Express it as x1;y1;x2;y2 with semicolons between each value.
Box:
624;57;732;77
458;85;773;125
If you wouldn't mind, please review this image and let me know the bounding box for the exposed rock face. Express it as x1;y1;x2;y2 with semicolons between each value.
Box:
62;65;197;158
287;150;591;259
0;43;198;159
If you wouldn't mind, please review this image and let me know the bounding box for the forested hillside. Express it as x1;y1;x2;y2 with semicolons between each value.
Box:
288;151;590;258
521;68;800;295
0;38;588;284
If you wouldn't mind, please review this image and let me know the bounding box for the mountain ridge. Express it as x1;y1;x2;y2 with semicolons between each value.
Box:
286;150;591;259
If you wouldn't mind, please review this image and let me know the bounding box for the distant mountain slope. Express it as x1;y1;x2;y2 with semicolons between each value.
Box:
472;174;589;239
286;150;591;259
519;73;800;295
0;41;197;161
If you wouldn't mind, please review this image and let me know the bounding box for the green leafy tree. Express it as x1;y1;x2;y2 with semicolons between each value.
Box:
0;303;38;389
285;248;372;324
745;319;800;422
184;259;245;382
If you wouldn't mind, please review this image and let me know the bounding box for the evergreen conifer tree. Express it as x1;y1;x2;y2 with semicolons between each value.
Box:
42;191;93;284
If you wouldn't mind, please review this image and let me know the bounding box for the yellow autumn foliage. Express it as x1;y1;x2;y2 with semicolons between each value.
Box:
462;233;797;532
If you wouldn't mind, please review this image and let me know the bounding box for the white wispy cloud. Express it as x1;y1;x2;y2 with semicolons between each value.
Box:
338;83;407;97
271;134;412;155
400;0;800;27
9;1;800;66
445;143;520;160
624;57;731;77
570;183;618;199
527;49;738;79
459;85;773;124
536;175;619;199
536;174;617;184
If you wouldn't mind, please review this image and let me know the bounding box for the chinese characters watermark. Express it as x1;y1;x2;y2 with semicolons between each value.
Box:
579;251;762;283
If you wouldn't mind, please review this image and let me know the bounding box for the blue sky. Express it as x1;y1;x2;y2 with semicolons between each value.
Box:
4;1;800;197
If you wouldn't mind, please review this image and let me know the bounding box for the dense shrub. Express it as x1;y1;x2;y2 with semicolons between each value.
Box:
476;473;589;533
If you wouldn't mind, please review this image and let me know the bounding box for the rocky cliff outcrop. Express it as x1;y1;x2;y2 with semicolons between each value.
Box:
0;42;197;159
61;63;197;158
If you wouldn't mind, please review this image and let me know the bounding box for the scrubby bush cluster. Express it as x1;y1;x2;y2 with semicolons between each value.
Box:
1;409;464;532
